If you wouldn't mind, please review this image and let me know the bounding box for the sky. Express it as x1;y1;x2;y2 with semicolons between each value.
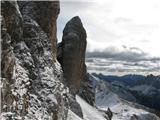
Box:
57;0;160;76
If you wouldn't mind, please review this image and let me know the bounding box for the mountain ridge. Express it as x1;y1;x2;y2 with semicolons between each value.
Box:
92;73;160;113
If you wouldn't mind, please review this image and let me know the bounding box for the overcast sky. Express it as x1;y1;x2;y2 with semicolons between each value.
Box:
57;0;160;75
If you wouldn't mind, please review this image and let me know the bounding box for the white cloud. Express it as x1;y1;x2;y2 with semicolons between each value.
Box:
86;57;160;76
57;0;160;75
58;0;160;57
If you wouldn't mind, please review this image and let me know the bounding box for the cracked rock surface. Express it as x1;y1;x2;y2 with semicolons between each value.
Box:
1;1;69;120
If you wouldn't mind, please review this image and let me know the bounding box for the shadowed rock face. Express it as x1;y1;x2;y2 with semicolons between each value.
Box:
79;73;95;106
1;1;23;42
18;1;60;60
57;16;87;93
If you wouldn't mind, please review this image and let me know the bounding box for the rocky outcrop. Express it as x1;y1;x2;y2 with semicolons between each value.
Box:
57;16;87;93
1;1;69;120
1;1;109;120
1;2;22;113
105;108;113;120
1;1;23;42
18;1;60;60
79;73;95;106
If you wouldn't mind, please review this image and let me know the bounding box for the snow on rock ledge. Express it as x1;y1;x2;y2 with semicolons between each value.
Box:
1;1;69;120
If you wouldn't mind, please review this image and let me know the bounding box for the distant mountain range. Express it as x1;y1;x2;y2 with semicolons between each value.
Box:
93;73;145;81
92;73;160;113
92;73;159;86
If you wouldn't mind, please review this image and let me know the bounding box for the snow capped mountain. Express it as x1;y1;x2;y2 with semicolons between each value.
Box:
94;73;160;111
88;74;160;120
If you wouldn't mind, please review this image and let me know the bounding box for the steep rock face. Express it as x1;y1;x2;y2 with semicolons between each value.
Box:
1;1;69;120
1;2;22;112
57;16;87;93
1;1;23;42
18;1;60;60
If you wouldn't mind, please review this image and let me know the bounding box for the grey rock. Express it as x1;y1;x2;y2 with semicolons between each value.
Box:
1;1;23;42
105;108;113;120
18;1;60;60
1;17;16;112
68;95;83;118
1;1;69;120
79;73;95;106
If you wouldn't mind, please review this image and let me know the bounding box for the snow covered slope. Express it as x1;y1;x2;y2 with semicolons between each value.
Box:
94;73;160;111
71;96;109;120
67;110;82;120
95;79;160;120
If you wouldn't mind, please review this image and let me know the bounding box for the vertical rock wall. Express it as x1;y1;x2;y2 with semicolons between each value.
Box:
18;1;60;60
1;1;69;120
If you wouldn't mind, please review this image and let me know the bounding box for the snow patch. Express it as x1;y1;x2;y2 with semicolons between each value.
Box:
67;110;82;120
76;96;107;120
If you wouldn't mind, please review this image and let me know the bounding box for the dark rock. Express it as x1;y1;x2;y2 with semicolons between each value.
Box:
79;73;95;106
131;114;138;120
1;11;16;115
1;16;15;83
105;108;113;120
68;95;83;118
57;16;87;93
1;1;23;42
18;1;60;60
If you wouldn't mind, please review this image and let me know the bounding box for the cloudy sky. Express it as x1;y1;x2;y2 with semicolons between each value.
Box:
57;0;160;76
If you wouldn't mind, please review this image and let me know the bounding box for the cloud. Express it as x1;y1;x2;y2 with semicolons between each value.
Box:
86;57;160;75
58;0;160;75
58;0;160;57
86;46;160;75
57;1;95;41
86;46;160;63
114;17;132;23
